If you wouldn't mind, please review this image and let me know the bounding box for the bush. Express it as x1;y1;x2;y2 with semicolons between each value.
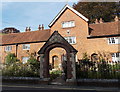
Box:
76;53;120;79
50;70;62;80
5;53;19;65
27;55;40;77
2;53;40;77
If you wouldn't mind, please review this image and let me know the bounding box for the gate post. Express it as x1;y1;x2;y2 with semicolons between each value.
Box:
39;54;44;78
66;52;77;85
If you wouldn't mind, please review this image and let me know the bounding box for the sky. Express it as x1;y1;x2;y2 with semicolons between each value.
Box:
2;1;79;32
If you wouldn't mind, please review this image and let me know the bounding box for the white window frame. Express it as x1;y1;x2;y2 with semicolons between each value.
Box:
23;44;30;50
64;36;76;44
22;57;29;64
111;53;120;62
62;21;75;28
108;37;120;44
5;46;12;51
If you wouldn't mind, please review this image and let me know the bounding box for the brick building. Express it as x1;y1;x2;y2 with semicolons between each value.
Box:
0;5;120;70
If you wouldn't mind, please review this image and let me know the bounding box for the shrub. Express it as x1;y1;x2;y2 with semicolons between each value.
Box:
5;53;19;65
76;52;120;79
2;53;40;77
50;70;62;80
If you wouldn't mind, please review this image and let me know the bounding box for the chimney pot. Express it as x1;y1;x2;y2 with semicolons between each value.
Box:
95;19;99;24
28;27;31;31
42;24;44;30
25;27;28;32
38;25;41;30
99;18;103;23
114;16;119;21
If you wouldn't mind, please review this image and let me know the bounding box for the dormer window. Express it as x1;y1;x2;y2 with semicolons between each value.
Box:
62;21;75;28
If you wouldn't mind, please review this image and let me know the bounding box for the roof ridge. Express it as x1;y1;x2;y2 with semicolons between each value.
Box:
89;21;119;26
2;29;51;36
48;4;89;27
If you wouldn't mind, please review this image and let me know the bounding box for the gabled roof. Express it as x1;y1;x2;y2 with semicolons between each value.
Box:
1;29;51;45
49;4;89;27
89;21;120;37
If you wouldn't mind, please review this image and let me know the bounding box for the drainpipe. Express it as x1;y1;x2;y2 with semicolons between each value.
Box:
15;44;18;58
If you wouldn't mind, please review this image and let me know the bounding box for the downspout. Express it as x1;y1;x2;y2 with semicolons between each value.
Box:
16;44;18;58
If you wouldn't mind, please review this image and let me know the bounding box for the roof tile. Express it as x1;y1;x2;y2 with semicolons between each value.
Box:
1;29;50;45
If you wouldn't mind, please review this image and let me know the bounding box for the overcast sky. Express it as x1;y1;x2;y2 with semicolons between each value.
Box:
2;1;79;32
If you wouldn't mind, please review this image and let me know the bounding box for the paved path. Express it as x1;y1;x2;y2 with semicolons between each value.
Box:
1;83;119;92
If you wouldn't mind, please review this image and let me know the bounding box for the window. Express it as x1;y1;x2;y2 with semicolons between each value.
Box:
5;46;12;51
64;37;76;44
111;53;120;62
22;57;29;64
23;44;30;50
62;21;75;28
108;37;120;44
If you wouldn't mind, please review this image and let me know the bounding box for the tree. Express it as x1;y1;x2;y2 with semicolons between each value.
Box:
73;2;120;23
2;27;20;34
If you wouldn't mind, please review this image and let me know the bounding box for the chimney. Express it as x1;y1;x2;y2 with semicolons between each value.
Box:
114;16;119;21
38;25;41;30
41;24;44;30
95;19;99;24
25;27;31;32
99;18;103;23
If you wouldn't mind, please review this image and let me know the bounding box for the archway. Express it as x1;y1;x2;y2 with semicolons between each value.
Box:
38;31;77;82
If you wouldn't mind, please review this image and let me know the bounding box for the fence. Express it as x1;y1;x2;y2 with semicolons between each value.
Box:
76;60;120;79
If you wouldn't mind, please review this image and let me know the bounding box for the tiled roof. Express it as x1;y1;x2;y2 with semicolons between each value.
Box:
1;29;51;45
89;21;120;37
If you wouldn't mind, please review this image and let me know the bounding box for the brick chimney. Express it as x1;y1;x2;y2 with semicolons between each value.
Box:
25;27;31;32
99;18;103;23
95;19;99;24
114;16;119;21
41;24;44;30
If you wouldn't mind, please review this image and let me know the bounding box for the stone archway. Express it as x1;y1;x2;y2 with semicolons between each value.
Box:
38;31;77;83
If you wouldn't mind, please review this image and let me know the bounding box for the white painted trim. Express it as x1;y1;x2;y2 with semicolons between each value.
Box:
49;4;89;27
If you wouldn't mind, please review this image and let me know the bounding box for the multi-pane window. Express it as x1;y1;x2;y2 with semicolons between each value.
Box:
22;57;29;64
111;53;120;62
5;46;12;51
108;37;120;44
23;44;30;50
64;37;76;44
62;21;75;28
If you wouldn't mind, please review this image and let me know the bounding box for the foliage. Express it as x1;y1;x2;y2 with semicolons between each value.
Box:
76;53;120;79
73;2;120;23
2;53;39;77
5;53;19;65
27;54;40;76
50;70;62;80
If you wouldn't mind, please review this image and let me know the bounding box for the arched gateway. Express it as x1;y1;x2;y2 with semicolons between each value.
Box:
38;31;77;83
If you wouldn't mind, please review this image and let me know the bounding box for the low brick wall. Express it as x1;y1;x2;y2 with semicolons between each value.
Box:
77;79;120;87
2;76;120;87
2;76;49;85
